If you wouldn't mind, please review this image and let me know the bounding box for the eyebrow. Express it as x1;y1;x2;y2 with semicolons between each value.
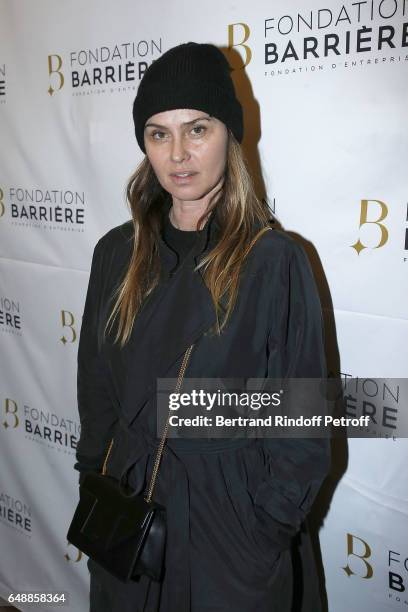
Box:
144;116;211;130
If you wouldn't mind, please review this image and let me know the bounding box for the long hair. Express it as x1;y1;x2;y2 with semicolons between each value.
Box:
104;130;274;348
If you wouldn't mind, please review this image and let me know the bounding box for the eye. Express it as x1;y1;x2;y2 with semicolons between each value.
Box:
151;130;167;140
191;125;207;136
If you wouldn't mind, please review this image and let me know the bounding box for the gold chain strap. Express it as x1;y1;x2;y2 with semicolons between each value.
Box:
101;343;195;504
102;438;113;476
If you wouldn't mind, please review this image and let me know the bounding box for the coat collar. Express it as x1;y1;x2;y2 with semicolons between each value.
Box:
105;197;221;429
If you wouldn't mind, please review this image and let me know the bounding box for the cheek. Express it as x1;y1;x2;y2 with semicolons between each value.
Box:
147;151;166;178
198;143;227;176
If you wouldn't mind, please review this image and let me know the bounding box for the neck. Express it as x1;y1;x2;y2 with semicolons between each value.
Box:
169;205;210;231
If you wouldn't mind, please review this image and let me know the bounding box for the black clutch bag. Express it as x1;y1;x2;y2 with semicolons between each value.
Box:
66;343;194;584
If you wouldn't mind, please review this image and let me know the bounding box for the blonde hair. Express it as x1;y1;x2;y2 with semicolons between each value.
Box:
105;131;274;348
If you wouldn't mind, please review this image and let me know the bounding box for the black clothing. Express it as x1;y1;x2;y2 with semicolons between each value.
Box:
162;211;206;264
75;198;330;611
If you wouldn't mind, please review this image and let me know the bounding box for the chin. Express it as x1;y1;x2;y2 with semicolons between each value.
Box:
167;185;203;200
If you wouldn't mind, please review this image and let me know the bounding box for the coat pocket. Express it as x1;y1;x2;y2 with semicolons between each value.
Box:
250;504;282;566
221;449;281;570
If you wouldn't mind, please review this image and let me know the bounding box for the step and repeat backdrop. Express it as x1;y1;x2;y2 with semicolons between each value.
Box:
0;1;407;611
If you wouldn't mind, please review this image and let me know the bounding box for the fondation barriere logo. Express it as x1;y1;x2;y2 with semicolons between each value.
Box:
227;2;408;76
350;200;408;261
0;295;79;341
0;185;86;232
343;533;408;607
0;295;22;336
2;397;80;457
0;489;32;536
60;308;78;345
351;199;389;254
341;375;405;439
47;38;163;97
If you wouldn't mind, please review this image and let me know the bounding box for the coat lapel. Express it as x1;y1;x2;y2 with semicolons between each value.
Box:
105;201;220;427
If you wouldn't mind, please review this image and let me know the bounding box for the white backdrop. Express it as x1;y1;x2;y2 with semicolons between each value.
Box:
0;1;407;610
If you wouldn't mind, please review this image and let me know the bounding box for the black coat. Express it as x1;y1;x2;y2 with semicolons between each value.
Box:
74;200;331;612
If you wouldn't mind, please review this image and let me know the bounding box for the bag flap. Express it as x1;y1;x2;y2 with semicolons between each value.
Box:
79;472;156;550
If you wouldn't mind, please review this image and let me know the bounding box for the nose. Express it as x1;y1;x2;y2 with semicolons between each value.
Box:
170;133;189;163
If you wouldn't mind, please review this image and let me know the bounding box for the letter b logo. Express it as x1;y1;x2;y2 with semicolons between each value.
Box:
342;533;373;579
351;199;389;254
48;54;64;96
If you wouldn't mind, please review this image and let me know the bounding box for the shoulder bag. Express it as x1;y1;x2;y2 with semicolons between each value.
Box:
66;343;194;584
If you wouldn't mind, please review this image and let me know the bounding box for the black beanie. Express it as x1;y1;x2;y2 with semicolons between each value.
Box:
132;42;243;153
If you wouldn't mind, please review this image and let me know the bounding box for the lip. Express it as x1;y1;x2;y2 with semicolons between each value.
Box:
170;171;197;176
170;171;198;184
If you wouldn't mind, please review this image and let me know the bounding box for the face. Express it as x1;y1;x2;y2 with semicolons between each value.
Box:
144;108;228;209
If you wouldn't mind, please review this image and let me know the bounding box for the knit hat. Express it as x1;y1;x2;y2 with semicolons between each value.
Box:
132;42;243;153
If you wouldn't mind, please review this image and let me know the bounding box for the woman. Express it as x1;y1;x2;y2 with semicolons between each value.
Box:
74;42;330;612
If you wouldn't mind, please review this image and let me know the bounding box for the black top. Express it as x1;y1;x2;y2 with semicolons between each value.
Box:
162;209;206;263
